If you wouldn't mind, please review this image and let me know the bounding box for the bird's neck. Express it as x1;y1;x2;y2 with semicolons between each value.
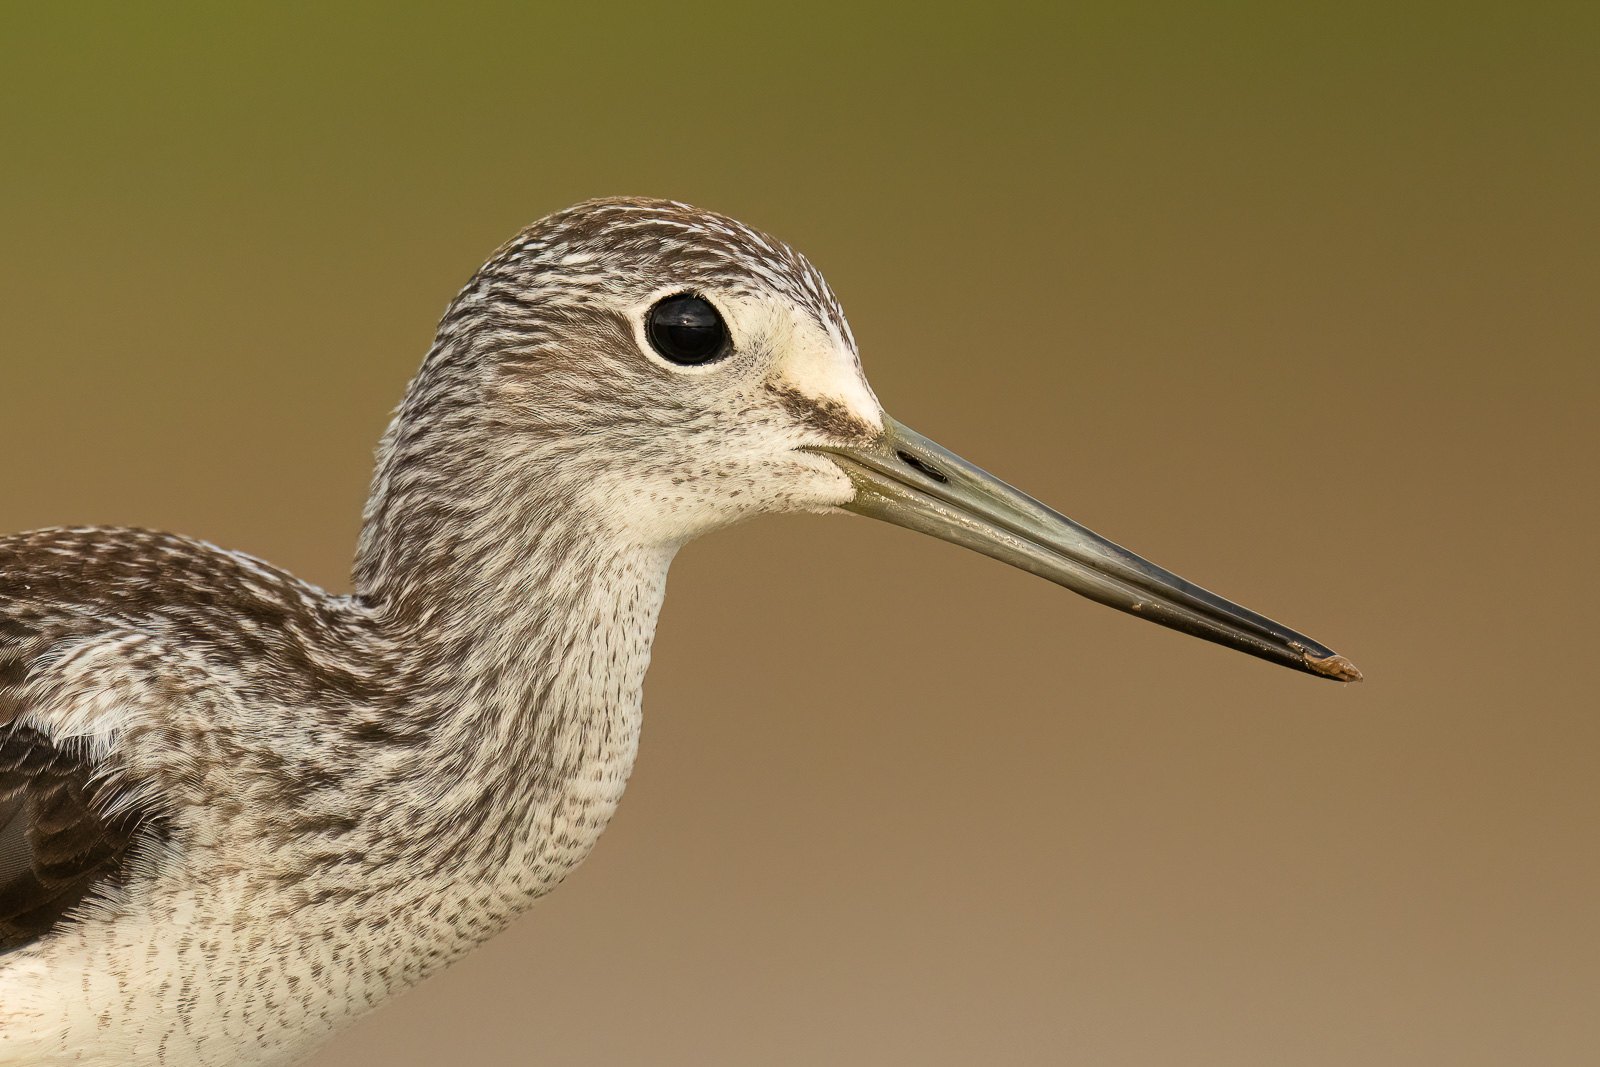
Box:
350;435;678;913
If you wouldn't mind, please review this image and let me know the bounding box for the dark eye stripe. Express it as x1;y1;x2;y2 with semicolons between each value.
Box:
646;294;729;366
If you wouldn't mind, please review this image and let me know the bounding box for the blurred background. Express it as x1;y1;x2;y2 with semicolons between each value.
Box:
2;3;1595;1064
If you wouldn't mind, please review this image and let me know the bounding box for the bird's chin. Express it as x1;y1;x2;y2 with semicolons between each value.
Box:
784;450;860;509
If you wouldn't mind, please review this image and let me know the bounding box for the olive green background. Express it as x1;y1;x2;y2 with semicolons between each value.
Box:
2;4;1596;1064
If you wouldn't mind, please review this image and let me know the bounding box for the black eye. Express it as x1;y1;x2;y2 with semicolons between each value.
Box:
646;293;729;366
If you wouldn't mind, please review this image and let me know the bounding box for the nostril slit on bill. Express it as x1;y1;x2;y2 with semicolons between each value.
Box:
896;451;949;483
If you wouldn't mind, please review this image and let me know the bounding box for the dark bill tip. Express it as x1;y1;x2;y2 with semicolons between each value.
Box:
1301;651;1364;682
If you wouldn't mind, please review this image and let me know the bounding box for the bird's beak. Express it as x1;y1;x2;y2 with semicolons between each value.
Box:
808;416;1361;682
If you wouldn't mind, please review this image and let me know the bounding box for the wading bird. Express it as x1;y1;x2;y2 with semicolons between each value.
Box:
0;198;1358;1066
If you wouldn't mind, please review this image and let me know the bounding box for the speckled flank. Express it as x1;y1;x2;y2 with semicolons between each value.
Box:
0;198;874;1066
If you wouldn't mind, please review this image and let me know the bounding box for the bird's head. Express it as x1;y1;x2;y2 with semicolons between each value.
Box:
369;197;883;550
441;197;886;544
364;197;1358;681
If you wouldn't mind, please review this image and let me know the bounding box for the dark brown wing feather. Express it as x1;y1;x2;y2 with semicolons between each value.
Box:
0;725;147;950
0;574;158;953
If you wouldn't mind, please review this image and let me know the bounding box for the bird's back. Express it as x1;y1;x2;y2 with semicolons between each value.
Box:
0;527;403;1064
0;526;377;954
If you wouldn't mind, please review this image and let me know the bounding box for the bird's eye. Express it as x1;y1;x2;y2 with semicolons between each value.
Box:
645;294;729;366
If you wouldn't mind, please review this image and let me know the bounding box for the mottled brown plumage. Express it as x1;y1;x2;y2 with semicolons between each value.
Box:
0;198;886;1066
0;196;1353;1067
0;526;382;952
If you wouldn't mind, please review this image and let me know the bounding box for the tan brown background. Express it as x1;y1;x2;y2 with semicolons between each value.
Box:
2;4;1595;1064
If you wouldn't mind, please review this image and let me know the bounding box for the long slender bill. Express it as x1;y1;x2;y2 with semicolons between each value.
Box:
810;417;1361;682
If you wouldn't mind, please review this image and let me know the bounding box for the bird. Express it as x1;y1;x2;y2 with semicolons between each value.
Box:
0;197;1359;1066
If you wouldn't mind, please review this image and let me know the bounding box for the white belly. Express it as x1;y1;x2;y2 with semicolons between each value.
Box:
0;883;365;1067
0;772;631;1067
